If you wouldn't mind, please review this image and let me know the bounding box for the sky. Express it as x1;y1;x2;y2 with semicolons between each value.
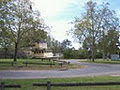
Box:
32;0;120;49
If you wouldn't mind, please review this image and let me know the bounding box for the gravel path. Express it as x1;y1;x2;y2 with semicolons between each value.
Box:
0;59;120;79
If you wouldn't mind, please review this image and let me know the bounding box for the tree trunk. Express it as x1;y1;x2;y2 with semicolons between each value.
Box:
102;31;105;60
92;36;95;62
91;48;95;62
103;51;105;60
4;47;7;59
14;42;18;61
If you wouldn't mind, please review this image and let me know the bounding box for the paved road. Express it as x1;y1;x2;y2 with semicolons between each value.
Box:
0;60;120;79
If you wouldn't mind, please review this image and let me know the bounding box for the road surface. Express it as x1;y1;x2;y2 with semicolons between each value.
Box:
0;60;120;79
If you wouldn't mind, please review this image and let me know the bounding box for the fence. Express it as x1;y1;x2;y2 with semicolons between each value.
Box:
33;81;120;90
0;82;21;90
1;81;120;90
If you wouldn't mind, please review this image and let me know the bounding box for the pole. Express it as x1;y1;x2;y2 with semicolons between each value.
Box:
47;81;51;90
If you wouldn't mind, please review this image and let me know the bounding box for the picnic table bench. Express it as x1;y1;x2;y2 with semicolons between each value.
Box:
53;60;70;67
22;62;55;67
39;56;60;62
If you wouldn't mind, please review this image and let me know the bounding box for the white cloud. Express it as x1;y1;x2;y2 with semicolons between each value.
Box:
46;20;71;41
32;0;74;18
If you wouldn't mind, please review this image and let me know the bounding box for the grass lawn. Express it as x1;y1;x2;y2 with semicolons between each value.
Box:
80;59;120;64
1;76;120;90
0;59;83;70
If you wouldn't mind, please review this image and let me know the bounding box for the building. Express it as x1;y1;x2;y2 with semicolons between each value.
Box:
24;41;53;58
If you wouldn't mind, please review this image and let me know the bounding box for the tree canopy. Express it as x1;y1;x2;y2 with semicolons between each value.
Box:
71;0;119;61
0;0;47;61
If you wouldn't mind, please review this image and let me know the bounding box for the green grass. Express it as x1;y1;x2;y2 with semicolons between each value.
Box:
1;76;120;90
80;59;120;64
0;59;83;70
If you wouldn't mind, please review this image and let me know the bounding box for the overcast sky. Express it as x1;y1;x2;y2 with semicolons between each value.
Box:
32;0;120;49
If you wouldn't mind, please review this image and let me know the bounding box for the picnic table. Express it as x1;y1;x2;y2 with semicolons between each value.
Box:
39;56;60;62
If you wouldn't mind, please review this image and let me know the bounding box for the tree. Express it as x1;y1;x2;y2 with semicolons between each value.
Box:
98;29;119;56
82;37;93;59
63;48;73;59
0;29;13;58
0;0;47;61
48;37;62;55
98;2;119;60
107;30;119;54
71;0;119;61
0;0;13;58
61;39;72;51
